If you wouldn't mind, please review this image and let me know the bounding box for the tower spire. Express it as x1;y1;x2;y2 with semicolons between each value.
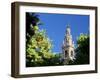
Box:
62;24;75;65
67;24;70;28
66;24;71;35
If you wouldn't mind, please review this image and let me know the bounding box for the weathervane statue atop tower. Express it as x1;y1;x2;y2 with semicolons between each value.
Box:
62;24;75;64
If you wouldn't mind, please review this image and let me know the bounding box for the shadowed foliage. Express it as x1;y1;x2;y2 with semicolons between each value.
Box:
74;34;89;64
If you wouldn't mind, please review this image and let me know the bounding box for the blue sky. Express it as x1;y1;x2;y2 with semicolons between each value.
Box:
36;13;89;53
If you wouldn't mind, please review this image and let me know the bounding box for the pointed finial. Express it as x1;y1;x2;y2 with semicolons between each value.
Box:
66;24;71;34
67;24;70;28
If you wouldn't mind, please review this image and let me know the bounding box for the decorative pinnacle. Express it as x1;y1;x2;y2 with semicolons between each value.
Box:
67;24;70;28
66;24;71;35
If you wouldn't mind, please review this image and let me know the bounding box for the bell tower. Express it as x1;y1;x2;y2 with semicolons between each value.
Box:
62;25;75;64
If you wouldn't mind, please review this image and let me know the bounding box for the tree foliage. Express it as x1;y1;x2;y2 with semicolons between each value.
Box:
26;13;62;67
74;34;89;64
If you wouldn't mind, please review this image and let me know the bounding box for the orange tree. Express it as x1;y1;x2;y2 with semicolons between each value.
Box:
26;13;62;67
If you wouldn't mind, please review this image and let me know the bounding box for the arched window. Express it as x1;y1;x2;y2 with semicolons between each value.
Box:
71;51;73;57
65;50;68;57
